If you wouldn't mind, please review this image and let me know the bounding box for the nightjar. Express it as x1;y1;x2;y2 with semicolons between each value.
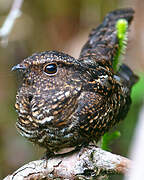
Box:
12;8;138;154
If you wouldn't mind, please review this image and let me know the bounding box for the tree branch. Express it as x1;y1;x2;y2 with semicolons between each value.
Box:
0;0;24;47
3;146;131;180
124;103;144;180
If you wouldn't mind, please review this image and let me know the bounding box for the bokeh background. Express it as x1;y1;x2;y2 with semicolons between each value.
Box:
0;0;144;179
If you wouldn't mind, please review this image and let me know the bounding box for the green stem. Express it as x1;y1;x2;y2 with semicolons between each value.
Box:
113;19;128;72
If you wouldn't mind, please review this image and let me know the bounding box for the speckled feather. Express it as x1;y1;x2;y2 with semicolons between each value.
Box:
13;8;138;154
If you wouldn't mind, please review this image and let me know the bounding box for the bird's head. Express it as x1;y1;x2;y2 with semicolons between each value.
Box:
12;51;88;140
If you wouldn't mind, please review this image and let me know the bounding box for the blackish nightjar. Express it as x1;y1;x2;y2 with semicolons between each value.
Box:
12;8;138;154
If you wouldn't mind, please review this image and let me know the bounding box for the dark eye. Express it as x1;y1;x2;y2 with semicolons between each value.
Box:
44;63;57;75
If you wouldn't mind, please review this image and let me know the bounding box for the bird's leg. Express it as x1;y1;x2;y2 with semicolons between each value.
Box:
41;150;55;160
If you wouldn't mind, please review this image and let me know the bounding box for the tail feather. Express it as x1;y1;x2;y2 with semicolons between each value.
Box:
117;64;139;88
79;8;134;65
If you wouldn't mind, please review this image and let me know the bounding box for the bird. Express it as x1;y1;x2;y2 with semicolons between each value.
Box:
12;8;138;155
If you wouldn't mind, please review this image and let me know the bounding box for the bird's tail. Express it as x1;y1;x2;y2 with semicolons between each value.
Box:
117;64;138;89
79;8;134;63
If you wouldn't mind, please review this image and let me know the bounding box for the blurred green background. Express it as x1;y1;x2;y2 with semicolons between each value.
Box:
0;0;144;179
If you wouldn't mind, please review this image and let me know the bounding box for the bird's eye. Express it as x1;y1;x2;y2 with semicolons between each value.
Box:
44;63;57;75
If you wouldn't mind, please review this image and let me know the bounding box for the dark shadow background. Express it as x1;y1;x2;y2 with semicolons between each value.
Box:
0;0;144;179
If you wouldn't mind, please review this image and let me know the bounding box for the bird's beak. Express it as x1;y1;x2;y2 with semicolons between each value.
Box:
11;64;26;71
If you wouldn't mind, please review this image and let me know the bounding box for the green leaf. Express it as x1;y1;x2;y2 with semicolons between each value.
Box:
101;131;121;151
131;73;144;103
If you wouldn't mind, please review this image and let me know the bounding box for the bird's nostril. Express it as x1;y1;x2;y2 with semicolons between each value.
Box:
28;94;33;102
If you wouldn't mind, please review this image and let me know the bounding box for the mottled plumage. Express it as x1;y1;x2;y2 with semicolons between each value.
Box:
12;8;138;154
